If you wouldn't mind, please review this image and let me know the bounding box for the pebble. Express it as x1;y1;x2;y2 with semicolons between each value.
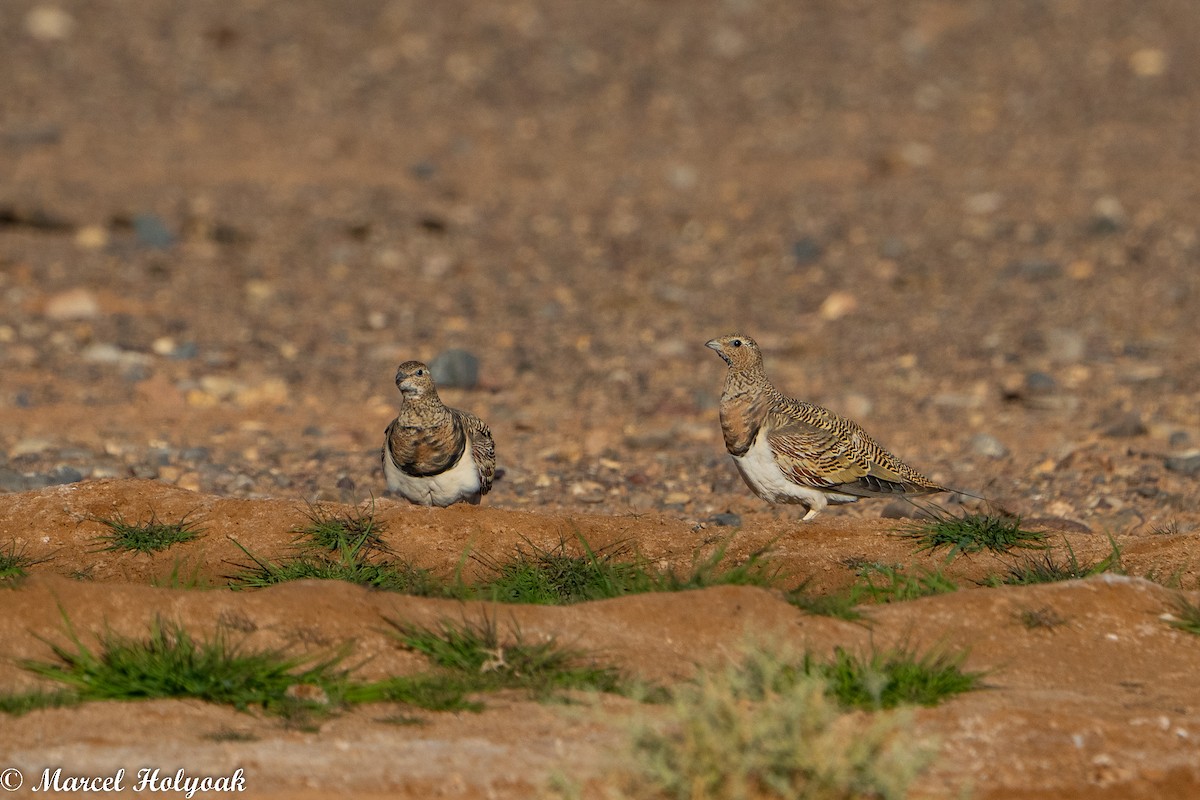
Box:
569;480;605;503
1025;372;1057;394
44;288;101;321
1100;411;1148;438
1164;453;1200;477
707;512;742;527
133;213;176;249
430;349;480;389
818;291;857;321
24;5;75;41
880;500;933;520
969;433;1009;459
791;237;823;265
1007;259;1062;281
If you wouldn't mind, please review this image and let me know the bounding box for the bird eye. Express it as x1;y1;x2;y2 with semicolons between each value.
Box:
415;369;425;376
732;339;742;348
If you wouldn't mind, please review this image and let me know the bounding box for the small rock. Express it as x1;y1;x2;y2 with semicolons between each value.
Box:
707;512;742;527
1025;372;1057;394
1129;48;1167;78
180;447;211;462
1100;411;1147;438
662;491;691;506
818;291;858;321
0;468;27;492
11;438;55;458
1087;196;1125;236
1007;260;1062;281
75;225;109;250
430;349;479;389
336;475;355;491
25;5;75;41
880;500;933;520
1024;516;1092;534
1168;431;1190;448
133;213;175;249
969;433;1009;458
44;288;101;321
47;465;83;485
1164;453;1200;477
569;480;605;503
791;237;823;265
1045;328;1085;363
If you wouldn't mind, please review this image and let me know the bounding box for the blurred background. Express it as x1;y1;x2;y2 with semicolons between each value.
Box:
1;0;1198;528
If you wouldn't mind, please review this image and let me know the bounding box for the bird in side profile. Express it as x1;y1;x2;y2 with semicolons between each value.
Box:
705;334;946;520
382;360;496;507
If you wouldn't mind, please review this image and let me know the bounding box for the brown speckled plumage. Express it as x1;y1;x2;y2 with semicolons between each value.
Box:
706;334;945;519
382;360;495;506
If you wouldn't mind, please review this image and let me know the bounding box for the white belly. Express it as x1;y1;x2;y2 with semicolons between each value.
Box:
384;443;482;507
731;431;856;508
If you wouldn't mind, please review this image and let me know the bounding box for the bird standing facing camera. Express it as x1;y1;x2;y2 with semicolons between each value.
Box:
382;360;495;507
706;334;946;520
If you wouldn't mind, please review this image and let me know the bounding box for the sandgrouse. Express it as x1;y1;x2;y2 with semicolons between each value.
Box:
382;360;496;507
706;334;946;520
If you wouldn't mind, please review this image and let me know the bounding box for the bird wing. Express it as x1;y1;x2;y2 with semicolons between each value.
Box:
765;409;930;497
457;410;496;495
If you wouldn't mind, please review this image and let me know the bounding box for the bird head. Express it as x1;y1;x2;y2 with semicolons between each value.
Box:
395;360;437;398
705;334;763;371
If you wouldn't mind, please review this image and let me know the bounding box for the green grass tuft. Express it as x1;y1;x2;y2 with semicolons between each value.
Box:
23;616;351;714
989;536;1124;586
473;537;652;605
93;511;203;554
472;535;783;605
850;564;958;604
226;537;444;596
0;688;80;716
1167;595;1200;636
805;645;983;711
150;559;214;589
388;614;628;700
630;647;935;800
653;539;783;593
897;511;1045;560
785;583;867;621
295;500;390;556
0;541;48;583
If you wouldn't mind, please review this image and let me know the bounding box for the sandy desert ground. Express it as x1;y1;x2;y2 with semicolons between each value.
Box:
2;0;1200;797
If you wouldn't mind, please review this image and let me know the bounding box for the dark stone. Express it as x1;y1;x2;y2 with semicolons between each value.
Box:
336;475;356;490
170;341;199;360
180;447;212;462
48;466;83;485
1025;372;1057;394
791;237;824;265
1087;215;1122;236
707;512;742;527
1169;431;1190;448
1164;454;1200;477
1007;259;1062;281
0;468;27;492
410;161;437;180
418;216;448;234
1100;411;1147;438
133;213;176;249
430;349;480;389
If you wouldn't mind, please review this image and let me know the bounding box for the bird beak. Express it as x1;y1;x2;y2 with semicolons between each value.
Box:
705;339;731;365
